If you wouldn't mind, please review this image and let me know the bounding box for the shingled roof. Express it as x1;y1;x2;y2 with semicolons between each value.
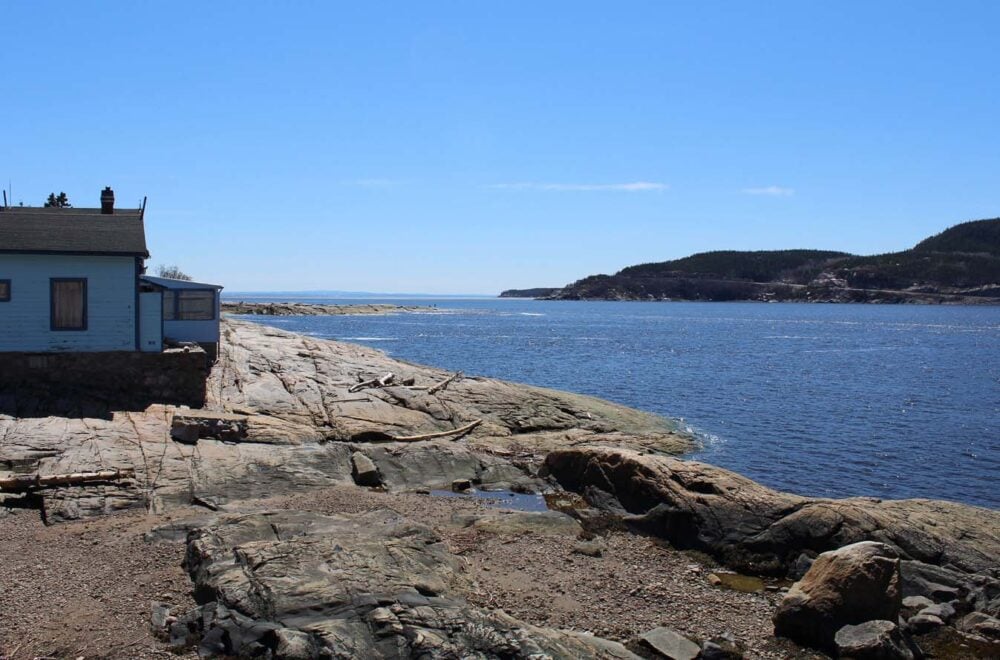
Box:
0;207;149;257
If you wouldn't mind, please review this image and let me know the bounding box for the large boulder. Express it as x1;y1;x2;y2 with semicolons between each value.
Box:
543;446;1000;577
772;541;902;651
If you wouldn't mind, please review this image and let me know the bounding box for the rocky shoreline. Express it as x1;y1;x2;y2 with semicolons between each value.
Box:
222;301;435;316
0;319;997;659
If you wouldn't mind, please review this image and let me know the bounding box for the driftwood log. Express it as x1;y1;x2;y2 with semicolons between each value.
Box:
390;419;482;442
428;371;463;395
408;371;464;394
0;468;136;492
350;371;462;396
349;372;396;393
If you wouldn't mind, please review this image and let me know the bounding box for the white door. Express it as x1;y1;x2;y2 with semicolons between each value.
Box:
139;291;163;352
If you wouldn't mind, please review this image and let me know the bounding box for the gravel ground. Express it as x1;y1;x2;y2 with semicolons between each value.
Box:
0;486;823;659
0;507;198;660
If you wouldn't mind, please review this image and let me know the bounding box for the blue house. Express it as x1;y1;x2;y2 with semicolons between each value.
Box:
0;187;223;358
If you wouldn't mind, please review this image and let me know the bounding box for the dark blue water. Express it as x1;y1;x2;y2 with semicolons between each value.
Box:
229;298;1000;509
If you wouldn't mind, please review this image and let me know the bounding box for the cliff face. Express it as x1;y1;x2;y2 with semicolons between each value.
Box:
545;218;1000;303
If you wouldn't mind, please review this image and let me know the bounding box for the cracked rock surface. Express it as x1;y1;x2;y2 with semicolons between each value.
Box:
208;320;687;445
172;508;637;659
0;320;691;522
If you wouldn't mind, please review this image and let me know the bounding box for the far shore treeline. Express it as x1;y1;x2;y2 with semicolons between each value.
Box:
501;218;1000;304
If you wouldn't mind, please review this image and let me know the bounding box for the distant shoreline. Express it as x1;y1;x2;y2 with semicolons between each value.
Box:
504;293;1000;305
501;285;1000;305
221;301;436;316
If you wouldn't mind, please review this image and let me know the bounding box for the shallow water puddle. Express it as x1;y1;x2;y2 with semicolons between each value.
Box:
429;488;549;512
713;572;766;593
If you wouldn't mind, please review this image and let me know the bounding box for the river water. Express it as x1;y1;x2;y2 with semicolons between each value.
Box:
229;297;1000;509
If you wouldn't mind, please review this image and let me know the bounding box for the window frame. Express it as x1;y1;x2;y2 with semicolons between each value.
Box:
164;288;217;322
50;278;88;331
163;290;176;321
0;279;10;302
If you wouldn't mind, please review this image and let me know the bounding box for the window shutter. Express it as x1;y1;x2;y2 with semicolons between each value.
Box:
51;279;87;330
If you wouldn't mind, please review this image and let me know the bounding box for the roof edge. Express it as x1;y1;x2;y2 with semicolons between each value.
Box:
0;248;150;258
141;274;224;290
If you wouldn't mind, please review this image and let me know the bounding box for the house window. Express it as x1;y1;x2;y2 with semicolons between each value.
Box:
0;280;9;302
51;278;87;330
162;289;215;321
163;291;176;320
177;290;215;320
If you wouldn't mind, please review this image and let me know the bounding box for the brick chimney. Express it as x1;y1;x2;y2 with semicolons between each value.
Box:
100;186;115;214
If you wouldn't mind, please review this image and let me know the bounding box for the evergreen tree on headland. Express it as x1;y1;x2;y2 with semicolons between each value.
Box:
43;192;71;207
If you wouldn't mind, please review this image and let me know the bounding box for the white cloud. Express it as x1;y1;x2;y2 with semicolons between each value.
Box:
489;181;668;192
741;185;795;197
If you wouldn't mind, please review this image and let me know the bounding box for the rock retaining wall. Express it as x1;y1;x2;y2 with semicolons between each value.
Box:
0;348;209;416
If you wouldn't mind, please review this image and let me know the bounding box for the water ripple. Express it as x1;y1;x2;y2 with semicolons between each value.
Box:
231;299;1000;508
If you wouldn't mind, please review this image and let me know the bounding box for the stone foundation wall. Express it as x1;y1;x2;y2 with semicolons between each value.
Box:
0;348;210;416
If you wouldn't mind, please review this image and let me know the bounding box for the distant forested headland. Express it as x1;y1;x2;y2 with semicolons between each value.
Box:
498;287;563;298
500;218;1000;304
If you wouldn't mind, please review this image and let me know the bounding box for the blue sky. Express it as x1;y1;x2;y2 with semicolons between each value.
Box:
4;2;998;294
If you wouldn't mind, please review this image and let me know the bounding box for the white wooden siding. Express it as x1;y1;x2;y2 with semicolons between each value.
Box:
0;254;137;352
